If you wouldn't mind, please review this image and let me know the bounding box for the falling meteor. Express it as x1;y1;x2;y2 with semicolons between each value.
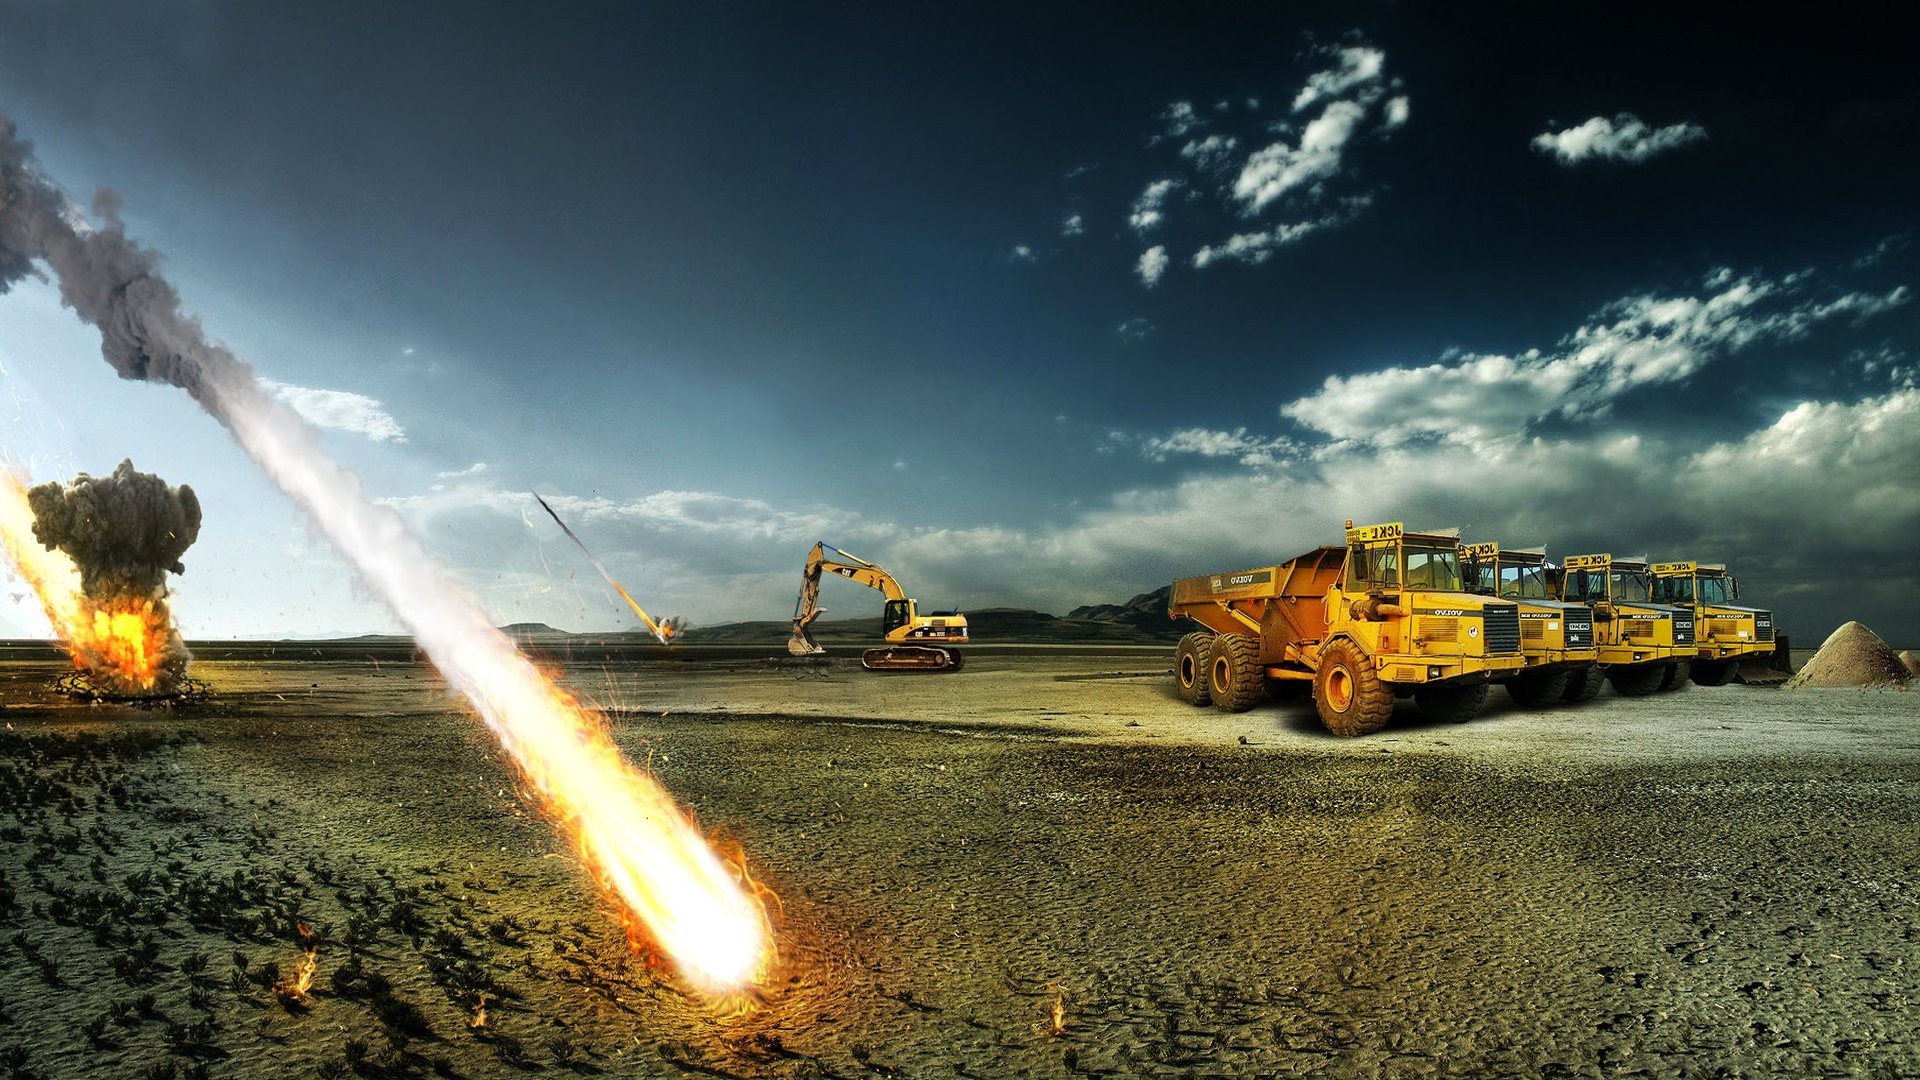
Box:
0;110;768;994
532;492;682;645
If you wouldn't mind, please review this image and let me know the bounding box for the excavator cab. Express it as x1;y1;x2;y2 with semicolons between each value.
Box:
882;599;913;635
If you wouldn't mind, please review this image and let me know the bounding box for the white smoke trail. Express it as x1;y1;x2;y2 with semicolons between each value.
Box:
0;112;768;992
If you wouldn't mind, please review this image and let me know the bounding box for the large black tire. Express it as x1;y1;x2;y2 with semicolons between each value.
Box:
1657;661;1691;692
1691;659;1736;686
1313;639;1393;737
1561;664;1604;703
1415;682;1489;724
1175;632;1214;706
1608;663;1665;697
1505;667;1571;708
1208;634;1265;713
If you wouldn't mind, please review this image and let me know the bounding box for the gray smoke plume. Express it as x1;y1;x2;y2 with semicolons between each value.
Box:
27;459;201;694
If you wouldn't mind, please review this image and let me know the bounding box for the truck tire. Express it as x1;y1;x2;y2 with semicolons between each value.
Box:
1505;667;1570;708
1608;663;1664;697
1691;659;1736;686
1313;639;1392;737
1657;661;1691;692
1175;632;1214;706
1208;634;1264;713
1561;664;1604;703
1415;682;1489;724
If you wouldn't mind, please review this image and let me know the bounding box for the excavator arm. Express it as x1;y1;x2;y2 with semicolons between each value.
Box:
790;542;904;654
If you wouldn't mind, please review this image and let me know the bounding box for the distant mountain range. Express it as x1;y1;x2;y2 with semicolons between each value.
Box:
495;585;1184;647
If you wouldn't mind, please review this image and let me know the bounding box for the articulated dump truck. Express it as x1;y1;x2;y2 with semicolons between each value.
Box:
1168;522;1524;737
1459;542;1597;706
1649;560;1789;685
1557;554;1696;697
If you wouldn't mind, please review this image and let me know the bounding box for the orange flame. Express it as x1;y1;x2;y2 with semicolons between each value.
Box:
274;946;317;1002
0;470;170;692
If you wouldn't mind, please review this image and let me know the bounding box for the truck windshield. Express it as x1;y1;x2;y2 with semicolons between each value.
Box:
1652;575;1695;603
1611;570;1651;601
1403;546;1462;591
1499;563;1552;599
1467;561;1496;594
1698;575;1735;604
1563;569;1608;603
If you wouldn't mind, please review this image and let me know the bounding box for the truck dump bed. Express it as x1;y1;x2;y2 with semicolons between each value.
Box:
1168;546;1344;661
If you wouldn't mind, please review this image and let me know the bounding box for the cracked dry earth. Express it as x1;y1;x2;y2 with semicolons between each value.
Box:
1;645;1918;1078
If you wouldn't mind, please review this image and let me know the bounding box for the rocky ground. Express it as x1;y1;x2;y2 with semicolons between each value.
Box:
2;645;1918;1078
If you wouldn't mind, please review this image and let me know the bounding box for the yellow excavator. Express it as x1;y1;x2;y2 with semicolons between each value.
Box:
787;541;969;671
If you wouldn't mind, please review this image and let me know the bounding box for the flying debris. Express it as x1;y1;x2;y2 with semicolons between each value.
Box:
532;492;683;645
0;459;201;697
0;109;767;995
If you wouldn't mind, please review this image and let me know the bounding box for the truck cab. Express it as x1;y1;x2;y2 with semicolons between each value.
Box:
1558;554;1696;696
1460;542;1597;706
1649;561;1775;685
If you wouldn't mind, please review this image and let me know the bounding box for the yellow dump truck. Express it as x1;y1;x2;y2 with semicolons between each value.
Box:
1459;542;1598;706
1557;554;1696;697
1168;522;1524;736
1649;560;1781;685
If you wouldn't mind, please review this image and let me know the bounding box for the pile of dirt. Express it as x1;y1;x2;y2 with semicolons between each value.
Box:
1782;621;1912;689
1901;650;1920;677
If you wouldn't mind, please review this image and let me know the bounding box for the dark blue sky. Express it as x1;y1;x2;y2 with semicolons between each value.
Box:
1;3;1915;642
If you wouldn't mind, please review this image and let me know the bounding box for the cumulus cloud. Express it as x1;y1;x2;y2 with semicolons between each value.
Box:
436;462;488;479
1384;96;1410;129
1008;244;1038;263
1061;213;1084;237
1136;245;1169;287
259;379;407;443
1231;100;1367;214
1192;220;1324;268
1532;113;1708;165
1128;179;1179;233
1116;317;1155;344
1290;46;1386;112
1180;135;1240;172
1280;273;1911;453
1155;100;1203;142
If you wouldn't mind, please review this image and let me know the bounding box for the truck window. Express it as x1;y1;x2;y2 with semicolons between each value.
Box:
1563;569;1607;603
1612;570;1651;601
1402;547;1460;591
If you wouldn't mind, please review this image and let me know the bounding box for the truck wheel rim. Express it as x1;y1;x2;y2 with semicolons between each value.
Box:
1212;657;1229;690
1327;667;1353;711
1180;656;1197;687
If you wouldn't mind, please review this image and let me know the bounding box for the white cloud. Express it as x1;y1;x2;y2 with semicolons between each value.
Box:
1128;179;1179;234
1060;213;1084;237
1532;113;1708;165
436;462;488;479
1231;99;1366;214
259;379;407;443
1192;220;1323;268
1138;427;1298;467
1279;274;1912;453
1384;96;1410;129
1291;46;1386;112
1136;246;1169;287
1116;317;1155;344
1155;101;1202;142
1009;244;1038;263
1179;134;1240;172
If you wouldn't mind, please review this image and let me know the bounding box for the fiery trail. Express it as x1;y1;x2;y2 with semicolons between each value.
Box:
0;114;769;993
532;491;679;645
0;468;86;639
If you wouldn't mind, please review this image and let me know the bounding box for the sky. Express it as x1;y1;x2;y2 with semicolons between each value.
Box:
0;3;1915;644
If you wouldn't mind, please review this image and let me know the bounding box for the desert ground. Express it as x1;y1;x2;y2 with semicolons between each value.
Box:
2;642;1918;1079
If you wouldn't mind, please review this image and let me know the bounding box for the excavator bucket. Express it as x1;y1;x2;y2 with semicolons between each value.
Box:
1737;633;1793;684
788;614;826;656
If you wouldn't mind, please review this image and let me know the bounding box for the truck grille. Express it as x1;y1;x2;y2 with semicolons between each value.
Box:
1754;610;1773;642
1672;613;1695;646
1483;604;1520;654
1565;608;1593;648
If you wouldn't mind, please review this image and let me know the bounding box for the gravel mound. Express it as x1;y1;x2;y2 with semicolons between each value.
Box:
1783;621;1912;689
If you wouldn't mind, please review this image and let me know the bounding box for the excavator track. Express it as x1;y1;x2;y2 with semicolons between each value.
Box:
861;646;964;672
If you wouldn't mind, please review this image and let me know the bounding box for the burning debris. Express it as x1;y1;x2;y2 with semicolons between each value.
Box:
23;459;201;697
532;492;683;645
2;110;770;993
